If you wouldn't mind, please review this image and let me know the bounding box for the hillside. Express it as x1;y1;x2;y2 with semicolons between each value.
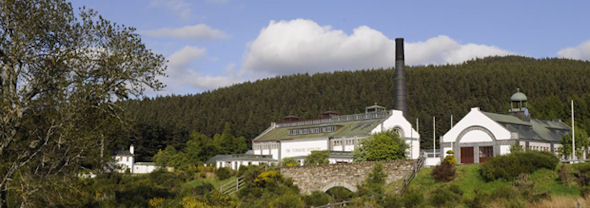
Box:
119;56;590;161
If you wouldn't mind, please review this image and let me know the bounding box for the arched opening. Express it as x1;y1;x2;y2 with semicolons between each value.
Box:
325;186;354;202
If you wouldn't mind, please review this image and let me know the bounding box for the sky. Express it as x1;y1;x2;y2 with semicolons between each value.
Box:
72;0;590;96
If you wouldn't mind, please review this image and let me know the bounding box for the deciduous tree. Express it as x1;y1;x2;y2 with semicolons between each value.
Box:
0;0;166;206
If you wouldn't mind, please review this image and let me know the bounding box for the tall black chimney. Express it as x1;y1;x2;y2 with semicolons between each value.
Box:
394;38;407;115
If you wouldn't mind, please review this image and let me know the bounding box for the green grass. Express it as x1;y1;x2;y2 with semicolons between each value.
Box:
186;176;237;190
408;163;581;202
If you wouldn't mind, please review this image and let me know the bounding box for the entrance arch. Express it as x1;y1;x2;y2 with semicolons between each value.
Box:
321;181;357;193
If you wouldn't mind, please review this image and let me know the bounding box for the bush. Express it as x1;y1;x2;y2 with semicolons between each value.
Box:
480;151;558;181
432;160;456;182
429;184;462;207
402;190;424;208
302;191;330;207
215;167;233;180
269;193;304;208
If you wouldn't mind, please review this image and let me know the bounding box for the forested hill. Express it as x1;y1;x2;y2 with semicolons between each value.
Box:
120;56;590;161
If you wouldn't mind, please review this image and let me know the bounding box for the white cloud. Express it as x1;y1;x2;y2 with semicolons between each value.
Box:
143;24;229;40
150;0;191;19
164;46;239;93
557;40;590;61
168;46;206;69
243;19;513;76
405;35;513;65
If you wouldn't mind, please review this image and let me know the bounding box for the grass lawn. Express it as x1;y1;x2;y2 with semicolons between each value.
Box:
186;176;237;190
408;163;580;202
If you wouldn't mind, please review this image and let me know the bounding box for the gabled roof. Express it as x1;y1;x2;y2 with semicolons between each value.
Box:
482;111;569;143
253;117;387;142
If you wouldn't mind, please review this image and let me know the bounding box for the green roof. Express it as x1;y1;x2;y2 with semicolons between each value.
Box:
482;112;531;126
253;117;387;142
510;89;528;101
482;111;569;142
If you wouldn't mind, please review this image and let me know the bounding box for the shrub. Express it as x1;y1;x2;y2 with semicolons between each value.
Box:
401;190;424;208
269;193;304;208
558;165;570;184
429;184;462;207
480;151;558;181
463;189;489;208
432;160;456;182
302;191;330;207
215;167;233;180
443;154;457;165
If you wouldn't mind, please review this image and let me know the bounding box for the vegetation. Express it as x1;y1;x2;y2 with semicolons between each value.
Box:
559;127;590;158
480;151;559;181
352;130;407;161
281;157;300;167
153;123;247;170
407;162;589;207
0;0;166;206
304;150;329;166
119;56;590;161
432;160;456;182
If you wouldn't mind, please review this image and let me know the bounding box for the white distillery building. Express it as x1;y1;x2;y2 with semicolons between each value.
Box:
208;105;420;170
441;89;570;164
251;104;420;164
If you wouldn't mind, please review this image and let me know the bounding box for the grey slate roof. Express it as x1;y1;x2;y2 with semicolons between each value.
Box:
482;112;570;143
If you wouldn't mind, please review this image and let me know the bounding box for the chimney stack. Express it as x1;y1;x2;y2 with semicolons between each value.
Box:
394;38;407;115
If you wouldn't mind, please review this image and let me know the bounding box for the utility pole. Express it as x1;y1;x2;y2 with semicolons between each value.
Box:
572;100;576;161
433;116;436;157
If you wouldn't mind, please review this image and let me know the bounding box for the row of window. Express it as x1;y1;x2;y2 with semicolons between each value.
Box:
289;126;338;135
253;143;279;150
331;138;358;146
528;146;549;152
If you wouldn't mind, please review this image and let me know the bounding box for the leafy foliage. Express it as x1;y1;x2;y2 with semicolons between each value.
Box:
0;0;166;206
432;160;456;182
121;56;590;160
281;157;299;167
559;127;590;158
480;151;559;181
353;130;408;161
304;150;329;166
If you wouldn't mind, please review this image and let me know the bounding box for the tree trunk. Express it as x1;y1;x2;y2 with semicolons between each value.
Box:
0;183;7;208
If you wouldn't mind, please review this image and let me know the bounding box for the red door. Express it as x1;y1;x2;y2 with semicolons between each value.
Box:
479;146;493;163
461;147;474;164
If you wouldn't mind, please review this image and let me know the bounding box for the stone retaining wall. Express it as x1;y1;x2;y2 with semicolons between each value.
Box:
280;160;415;194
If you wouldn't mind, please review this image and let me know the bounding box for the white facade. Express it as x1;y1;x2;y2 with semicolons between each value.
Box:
441;107;568;164
371;110;421;159
252;109;420;163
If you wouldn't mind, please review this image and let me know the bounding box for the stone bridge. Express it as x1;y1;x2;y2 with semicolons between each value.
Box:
280;160;415;194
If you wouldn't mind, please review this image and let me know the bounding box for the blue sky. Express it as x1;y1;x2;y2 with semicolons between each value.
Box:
72;0;590;95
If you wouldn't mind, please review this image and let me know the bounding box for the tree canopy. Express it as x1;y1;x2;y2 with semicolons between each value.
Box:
353;130;408;162
120;56;590;161
0;0;166;206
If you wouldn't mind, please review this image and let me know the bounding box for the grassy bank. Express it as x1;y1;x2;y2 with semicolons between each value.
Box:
407;164;584;207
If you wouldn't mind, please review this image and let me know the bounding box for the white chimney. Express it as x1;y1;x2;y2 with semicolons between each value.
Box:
130;144;134;155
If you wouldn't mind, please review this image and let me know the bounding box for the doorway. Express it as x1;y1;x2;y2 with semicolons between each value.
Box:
460;147;474;164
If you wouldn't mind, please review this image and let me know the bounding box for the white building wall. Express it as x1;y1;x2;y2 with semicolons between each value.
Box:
500;145;511;155
460;130;494;143
442;107;511;143
370;110;421;159
280;138;328;160
133;164;159;174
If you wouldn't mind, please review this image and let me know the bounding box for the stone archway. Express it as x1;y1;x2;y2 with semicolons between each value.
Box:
455;125;497;143
321;181;357;193
454;125;497;164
